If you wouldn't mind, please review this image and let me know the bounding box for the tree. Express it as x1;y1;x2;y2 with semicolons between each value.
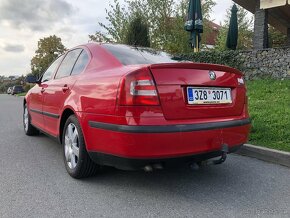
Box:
89;0;216;53
125;14;150;47
268;26;287;48
89;0;130;44
215;5;253;51
31;35;66;77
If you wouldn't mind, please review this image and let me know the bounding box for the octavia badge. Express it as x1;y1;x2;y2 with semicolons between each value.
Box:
209;71;216;80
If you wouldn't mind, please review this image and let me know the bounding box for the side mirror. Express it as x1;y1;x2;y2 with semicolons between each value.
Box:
25;75;39;84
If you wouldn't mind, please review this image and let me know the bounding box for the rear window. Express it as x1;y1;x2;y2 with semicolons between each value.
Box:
101;44;178;65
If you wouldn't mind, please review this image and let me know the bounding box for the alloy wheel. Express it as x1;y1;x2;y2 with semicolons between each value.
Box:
23;106;29;132
64;123;80;169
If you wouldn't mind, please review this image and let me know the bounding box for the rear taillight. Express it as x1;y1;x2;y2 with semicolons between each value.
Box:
119;68;160;105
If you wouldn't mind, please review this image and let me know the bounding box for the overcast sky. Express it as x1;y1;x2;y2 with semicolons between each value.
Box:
0;0;239;76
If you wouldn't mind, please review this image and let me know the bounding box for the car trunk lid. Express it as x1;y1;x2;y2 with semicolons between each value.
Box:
149;63;246;120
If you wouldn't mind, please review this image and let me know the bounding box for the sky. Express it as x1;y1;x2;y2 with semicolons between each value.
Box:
0;0;237;76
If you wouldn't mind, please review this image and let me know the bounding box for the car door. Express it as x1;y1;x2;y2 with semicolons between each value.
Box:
28;56;63;130
41;48;85;136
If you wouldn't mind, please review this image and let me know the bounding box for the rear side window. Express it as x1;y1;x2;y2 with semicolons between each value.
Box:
41;55;63;83
55;49;82;79
71;50;89;76
102;44;178;65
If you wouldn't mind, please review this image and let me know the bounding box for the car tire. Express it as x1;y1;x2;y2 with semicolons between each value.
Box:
23;104;39;136
63;115;101;179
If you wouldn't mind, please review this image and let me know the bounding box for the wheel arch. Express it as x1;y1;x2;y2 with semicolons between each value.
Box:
59;107;77;144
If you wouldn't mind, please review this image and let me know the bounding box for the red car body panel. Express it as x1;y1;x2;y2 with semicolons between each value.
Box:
28;85;44;129
81;114;250;159
25;43;251;169
150;65;245;120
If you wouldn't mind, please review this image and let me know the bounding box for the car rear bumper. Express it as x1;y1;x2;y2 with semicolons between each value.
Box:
83;117;251;164
88;118;250;133
88;144;243;170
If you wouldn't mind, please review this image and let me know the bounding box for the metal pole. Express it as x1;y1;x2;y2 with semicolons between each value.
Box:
194;34;199;53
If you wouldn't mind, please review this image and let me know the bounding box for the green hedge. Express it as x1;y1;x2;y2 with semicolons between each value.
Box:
177;50;244;71
24;84;34;92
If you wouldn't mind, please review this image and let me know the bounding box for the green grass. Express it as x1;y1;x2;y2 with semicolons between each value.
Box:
247;79;290;152
16;92;27;96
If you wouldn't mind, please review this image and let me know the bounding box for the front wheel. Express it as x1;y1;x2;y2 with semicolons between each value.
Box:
63;115;100;178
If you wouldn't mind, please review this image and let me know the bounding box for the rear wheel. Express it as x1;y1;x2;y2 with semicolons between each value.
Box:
63;115;100;178
23;104;39;136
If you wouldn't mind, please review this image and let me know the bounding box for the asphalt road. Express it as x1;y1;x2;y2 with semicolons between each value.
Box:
0;94;290;218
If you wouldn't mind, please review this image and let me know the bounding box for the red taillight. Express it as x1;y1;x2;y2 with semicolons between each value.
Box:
119;68;160;106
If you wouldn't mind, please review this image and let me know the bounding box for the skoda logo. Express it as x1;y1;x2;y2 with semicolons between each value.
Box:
209;71;216;80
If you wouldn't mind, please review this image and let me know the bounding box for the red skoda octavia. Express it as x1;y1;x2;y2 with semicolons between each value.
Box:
24;43;251;178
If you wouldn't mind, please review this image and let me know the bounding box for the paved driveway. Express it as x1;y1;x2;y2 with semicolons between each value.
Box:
0;94;290;217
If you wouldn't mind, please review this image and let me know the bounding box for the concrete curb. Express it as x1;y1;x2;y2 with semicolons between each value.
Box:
236;144;290;168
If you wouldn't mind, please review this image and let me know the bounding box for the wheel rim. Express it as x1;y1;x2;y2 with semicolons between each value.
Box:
64;123;80;169
24;106;29;132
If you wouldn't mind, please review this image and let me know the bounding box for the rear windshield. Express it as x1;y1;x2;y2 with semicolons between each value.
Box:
101;44;178;65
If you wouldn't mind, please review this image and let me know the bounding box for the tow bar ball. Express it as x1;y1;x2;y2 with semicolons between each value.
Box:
213;144;229;165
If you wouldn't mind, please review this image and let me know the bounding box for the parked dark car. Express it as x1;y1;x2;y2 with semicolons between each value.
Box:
12;85;24;95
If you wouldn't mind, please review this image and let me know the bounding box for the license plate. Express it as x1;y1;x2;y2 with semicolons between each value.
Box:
187;87;232;104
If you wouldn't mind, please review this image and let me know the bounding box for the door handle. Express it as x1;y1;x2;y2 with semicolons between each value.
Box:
62;85;69;92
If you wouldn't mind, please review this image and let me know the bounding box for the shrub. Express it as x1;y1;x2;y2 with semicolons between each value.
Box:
24;84;34;92
176;50;244;71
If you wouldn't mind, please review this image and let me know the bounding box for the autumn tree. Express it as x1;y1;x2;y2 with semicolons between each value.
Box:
89;0;216;53
31;35;66;77
215;5;253;51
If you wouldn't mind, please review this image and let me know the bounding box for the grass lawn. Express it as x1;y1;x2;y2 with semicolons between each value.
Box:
16;92;27;97
247;79;290;152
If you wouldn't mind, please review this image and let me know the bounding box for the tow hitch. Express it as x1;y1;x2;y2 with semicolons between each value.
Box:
190;144;229;170
212;144;229;165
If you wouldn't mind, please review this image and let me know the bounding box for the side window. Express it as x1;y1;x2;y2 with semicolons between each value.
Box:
41;55;63;83
71;50;89;76
55;49;82;79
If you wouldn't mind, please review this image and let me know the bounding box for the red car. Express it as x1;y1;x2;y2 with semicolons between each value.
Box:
24;43;251;178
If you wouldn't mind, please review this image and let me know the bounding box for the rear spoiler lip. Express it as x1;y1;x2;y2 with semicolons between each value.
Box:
149;63;244;76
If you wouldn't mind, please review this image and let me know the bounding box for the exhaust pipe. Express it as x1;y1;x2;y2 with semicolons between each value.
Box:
143;163;164;172
144;165;153;172
152;163;163;170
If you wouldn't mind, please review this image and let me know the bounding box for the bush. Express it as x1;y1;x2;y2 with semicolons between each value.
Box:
177;50;244;71
24;84;34;92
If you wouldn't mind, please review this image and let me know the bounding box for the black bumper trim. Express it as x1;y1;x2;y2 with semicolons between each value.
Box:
30;108;60;119
89;118;250;133
88;144;243;170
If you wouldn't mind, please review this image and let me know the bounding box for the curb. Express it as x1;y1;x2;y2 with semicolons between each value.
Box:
236;144;290;168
